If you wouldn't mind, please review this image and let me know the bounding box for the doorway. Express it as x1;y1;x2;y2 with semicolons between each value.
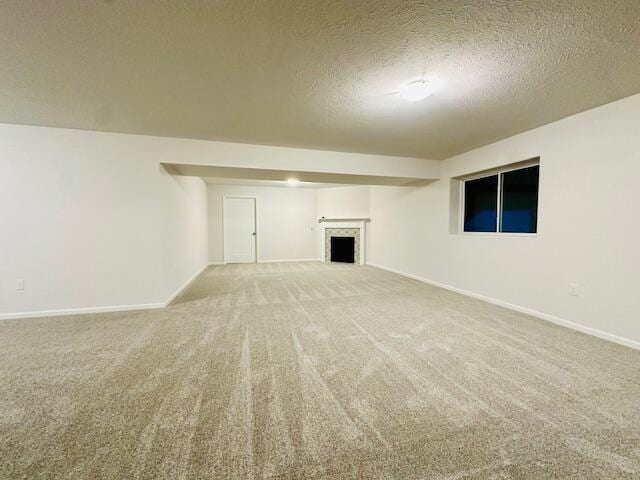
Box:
223;196;257;263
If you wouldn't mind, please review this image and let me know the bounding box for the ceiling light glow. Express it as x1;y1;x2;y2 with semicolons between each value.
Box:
398;79;438;102
287;178;299;186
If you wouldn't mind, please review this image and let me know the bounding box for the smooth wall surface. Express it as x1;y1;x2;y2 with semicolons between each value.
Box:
369;94;640;345
207;184;318;263
0;124;208;316
162;138;439;180
317;185;370;219
159;174;208;301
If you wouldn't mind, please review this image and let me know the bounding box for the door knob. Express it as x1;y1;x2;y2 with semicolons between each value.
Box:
252;232;256;236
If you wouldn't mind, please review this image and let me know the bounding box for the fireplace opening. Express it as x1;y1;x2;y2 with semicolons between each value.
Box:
330;236;355;263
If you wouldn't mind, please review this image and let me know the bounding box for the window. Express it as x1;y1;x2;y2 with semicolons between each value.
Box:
463;163;539;234
463;175;498;232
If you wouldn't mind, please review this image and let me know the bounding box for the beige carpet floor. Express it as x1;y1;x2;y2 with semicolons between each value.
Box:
1;262;639;479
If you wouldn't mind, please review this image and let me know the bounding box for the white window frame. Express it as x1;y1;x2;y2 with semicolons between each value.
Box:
460;159;539;236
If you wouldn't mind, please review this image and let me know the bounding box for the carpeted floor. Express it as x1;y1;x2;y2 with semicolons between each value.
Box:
1;262;639;479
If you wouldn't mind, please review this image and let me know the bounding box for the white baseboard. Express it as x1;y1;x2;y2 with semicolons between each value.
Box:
0;302;165;321
208;259;321;266
368;262;640;351
164;262;209;307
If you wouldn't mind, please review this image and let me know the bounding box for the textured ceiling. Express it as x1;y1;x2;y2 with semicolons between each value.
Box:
1;1;639;160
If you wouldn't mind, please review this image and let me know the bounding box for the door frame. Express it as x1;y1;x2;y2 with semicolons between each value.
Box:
222;195;258;264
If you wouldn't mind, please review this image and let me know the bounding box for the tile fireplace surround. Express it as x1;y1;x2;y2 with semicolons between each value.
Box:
325;228;360;264
319;218;369;265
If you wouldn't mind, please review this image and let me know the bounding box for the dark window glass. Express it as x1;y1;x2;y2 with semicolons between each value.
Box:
500;165;539;233
464;175;498;232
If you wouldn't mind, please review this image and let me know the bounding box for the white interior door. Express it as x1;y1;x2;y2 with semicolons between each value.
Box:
224;197;256;263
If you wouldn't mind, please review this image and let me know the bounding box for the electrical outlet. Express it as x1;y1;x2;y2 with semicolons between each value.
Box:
568;283;579;296
16;279;25;291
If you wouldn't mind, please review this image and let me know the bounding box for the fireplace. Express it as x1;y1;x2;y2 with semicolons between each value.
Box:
330;236;355;263
319;218;369;265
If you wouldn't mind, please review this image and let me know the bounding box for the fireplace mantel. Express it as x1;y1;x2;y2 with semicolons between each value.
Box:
318;217;371;223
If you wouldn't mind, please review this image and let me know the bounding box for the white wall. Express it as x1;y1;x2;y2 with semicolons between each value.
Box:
159;174;209;301
0;124;208;317
369;94;640;346
317;185;370;219
207;184;318;263
160;137;439;180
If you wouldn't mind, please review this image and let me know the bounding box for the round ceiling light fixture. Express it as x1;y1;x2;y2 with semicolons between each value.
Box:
287;178;300;186
398;78;438;102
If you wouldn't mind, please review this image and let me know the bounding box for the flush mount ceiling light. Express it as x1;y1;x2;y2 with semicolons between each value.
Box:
398;78;439;102
287;178;300;186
